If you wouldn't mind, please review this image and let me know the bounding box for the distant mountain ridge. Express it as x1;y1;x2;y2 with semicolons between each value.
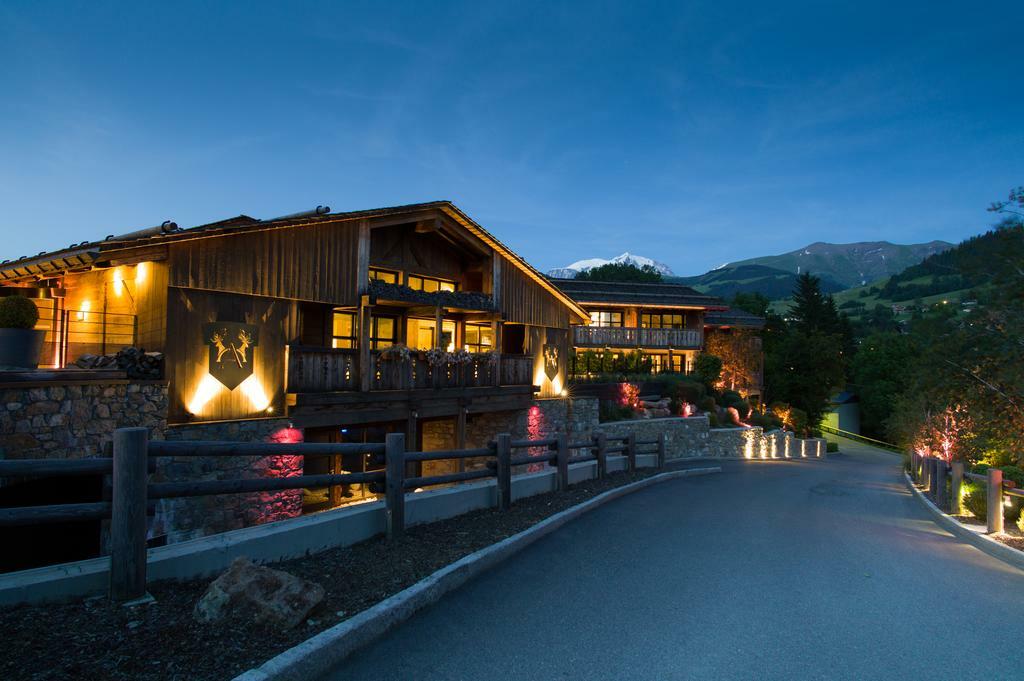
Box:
547;252;673;279
668;264;846;300
723;240;953;289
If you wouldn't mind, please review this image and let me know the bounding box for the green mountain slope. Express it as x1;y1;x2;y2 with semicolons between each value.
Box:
725;240;953;289
667;264;845;300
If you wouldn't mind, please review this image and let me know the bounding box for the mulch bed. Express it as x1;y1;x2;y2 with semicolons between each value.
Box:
0;469;657;681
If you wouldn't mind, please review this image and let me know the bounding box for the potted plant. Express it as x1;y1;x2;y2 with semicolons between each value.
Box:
0;296;45;369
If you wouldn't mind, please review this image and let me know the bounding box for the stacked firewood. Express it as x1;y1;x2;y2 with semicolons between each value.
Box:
72;347;164;379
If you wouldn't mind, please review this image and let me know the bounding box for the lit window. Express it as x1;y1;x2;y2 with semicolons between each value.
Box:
407;274;456;293
641;313;684;329
371;316;397;350
589;311;622;327
464;323;494;353
369;268;399;284
331;311;356;349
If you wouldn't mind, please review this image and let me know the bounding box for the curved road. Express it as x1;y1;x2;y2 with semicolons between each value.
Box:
325;440;1024;680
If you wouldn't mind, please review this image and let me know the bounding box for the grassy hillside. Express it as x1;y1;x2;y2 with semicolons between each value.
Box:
726;240;952;289
668;264;844;300
772;223;1022;325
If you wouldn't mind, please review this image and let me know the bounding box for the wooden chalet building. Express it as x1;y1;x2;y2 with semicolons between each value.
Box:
554;278;765;399
1;202;589;508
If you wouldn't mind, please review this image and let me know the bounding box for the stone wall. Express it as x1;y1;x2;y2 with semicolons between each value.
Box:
596;416;711;459
154;418;304;544
0;380;168;462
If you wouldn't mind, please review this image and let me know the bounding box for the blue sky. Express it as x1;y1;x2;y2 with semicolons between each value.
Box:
1;1;1021;275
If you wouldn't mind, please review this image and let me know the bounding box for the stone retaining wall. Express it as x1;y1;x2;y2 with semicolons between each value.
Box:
155;418;303;544
0;381;168;463
597;416;711;459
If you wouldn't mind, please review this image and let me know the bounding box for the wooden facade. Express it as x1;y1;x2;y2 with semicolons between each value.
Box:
1;202;590;435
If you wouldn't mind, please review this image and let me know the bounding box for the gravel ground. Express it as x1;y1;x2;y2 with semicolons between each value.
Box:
0;469;656;681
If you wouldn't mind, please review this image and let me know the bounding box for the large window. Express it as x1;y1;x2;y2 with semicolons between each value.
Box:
407;274;456;293
331;311;357;349
370;315;398;349
464;323;494;353
641;313;684;329
409;319;456;350
589;311;623;327
369;268;399;285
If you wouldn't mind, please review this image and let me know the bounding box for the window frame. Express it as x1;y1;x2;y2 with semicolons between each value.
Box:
406;273;457;293
589;310;624;328
369;268;400;285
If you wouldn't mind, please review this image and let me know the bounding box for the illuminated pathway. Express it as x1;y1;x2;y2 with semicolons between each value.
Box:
323;440;1024;680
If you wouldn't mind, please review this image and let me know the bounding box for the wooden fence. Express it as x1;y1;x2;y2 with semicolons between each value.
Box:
908;451;1024;534
0;428;666;602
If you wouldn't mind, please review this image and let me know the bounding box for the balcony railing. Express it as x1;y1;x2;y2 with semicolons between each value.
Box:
287;346;534;393
572;326;702;349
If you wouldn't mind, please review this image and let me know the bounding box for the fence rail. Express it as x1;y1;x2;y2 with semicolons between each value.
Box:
818;425;903;453
0;427;673;602
908;451;1018;534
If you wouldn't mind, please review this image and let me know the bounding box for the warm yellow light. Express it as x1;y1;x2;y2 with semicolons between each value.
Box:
76;300;90;322
187;373;222;415
113;269;124;297
136;262;148;285
240;374;271;411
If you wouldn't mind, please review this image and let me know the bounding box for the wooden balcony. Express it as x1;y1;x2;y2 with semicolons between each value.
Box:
572;326;702;350
287;346;534;393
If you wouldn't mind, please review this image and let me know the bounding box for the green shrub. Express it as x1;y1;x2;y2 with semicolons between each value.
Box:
748;412;783;430
719;390;744;410
999;465;1024;488
962;480;987;519
0;296;39;329
693;353;722;387
789;408;809;437
827;441;839;453
708;412;720;428
1018;507;1024;534
697;396;716;413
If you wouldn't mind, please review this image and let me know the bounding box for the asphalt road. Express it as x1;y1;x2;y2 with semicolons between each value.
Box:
324;441;1024;680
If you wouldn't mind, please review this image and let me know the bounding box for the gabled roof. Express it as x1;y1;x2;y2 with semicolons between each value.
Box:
0;201;591;323
549;278;726;311
704;307;766;329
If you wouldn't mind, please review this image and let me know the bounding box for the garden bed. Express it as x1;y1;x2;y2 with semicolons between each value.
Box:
0;469;658;681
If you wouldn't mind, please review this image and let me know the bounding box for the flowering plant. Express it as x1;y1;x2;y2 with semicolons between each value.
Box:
425;348;450;367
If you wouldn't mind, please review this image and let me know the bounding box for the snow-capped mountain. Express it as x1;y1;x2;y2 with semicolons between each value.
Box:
547;252;674;279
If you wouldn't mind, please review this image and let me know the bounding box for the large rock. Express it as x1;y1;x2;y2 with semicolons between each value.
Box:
193;557;325;628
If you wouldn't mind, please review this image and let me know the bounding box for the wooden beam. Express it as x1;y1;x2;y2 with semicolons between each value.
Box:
358;296;372;392
356;219;371;295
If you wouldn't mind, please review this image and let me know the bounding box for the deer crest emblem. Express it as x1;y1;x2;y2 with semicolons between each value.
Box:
203;322;260;390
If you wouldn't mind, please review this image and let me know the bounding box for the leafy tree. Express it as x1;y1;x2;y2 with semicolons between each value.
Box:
693;353;722;390
729;292;770;318
851;332;919;439
765;330;847;428
705;329;761;395
574;263;662;283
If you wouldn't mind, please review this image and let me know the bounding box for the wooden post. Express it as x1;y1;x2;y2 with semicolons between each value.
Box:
627;432;637;472
934;459;947;509
385;432;406;539
492;318;503;386
495;433;512;510
595;432;607;479
110;427;149;602
909;451;917;481
951;460;964;515
987;467;1003;534
657;433;666;469
921;457;930;492
929;458;940;499
555;433;569;492
358;297;373;392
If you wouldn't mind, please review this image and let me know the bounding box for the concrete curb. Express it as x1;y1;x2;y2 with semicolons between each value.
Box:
903;472;1024;572
233;466;722;681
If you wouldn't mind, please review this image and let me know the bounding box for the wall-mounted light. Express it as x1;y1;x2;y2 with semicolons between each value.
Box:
75;300;90;322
